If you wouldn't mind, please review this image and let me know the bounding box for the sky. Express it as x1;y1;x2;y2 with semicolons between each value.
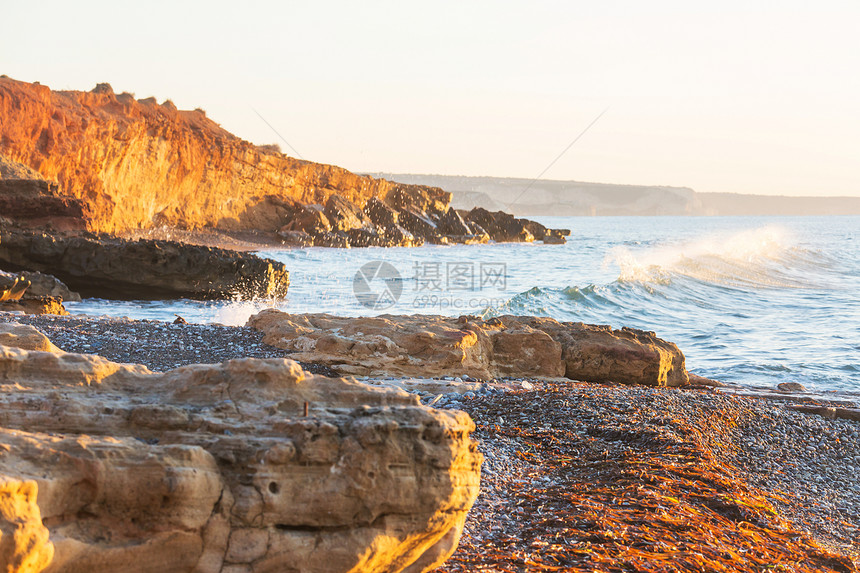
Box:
2;1;859;196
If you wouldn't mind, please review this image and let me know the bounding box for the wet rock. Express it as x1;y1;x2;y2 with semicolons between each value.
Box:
384;224;422;247
312;231;351;249
521;219;549;241
396;209;442;243
281;204;331;236
435;207;471;236
0;227;289;300
464;208;534;243
345;228;388;248
384;185;451;215
778;382;808;393
519;221;569;244
324;195;373;232
687;372;725;387
248;311;688;387
447;234;490;245
276;229;314;247
0;343;481;573
364;197;400;229
542;229;570;244
789;405;860;423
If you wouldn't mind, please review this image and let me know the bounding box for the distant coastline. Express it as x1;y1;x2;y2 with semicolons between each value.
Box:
368;173;860;217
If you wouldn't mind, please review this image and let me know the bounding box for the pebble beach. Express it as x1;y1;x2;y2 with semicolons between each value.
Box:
2;311;858;571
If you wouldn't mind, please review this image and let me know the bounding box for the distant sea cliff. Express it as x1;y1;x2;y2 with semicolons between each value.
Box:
369;173;860;216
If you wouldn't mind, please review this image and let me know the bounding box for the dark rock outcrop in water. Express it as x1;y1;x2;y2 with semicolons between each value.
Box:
273;192;569;248
0;226;289;300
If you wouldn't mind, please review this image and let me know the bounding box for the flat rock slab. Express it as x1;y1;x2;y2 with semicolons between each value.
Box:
0;227;289;300
789;404;860;423
248;311;688;387
0;325;481;573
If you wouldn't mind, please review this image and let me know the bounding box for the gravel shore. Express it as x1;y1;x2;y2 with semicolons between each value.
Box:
432;382;859;571
2;311;858;571
0;312;337;376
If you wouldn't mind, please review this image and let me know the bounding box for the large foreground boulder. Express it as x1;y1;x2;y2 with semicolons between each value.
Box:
247;311;689;387
0;227;290;300
0;331;481;573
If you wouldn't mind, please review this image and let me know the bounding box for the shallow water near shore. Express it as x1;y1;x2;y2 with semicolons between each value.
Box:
67;215;860;394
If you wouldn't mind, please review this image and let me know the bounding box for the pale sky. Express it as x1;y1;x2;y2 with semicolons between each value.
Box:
3;1;859;196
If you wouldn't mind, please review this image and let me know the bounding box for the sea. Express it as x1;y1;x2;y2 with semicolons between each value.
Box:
67;216;860;396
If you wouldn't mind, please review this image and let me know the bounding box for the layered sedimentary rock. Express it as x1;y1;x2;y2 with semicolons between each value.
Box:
0;78;567;247
0;226;289;300
247;311;689;387
0;327;481;573
0;160;90;234
0;177;90;233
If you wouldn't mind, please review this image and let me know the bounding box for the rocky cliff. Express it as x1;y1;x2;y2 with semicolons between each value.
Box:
0;77;447;234
0;78;568;247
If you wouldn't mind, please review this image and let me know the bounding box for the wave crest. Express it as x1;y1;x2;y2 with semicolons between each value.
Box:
605;226;823;289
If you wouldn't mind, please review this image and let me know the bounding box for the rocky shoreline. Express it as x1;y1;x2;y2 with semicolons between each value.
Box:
1;75;858;572
1;312;857;572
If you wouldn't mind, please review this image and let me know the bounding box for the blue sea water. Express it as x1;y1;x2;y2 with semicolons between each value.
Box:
68;216;860;395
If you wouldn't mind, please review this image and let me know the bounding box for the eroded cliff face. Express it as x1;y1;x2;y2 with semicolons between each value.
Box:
0;77;448;234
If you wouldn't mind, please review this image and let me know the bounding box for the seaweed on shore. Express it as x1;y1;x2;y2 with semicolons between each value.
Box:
436;383;857;573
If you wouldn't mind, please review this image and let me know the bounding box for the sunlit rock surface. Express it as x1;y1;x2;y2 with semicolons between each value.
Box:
248;311;688;387
0;78;567;246
0;328;481;573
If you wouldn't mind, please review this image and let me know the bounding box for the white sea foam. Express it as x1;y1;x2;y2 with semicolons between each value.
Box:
212;301;273;326
605;226;816;288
